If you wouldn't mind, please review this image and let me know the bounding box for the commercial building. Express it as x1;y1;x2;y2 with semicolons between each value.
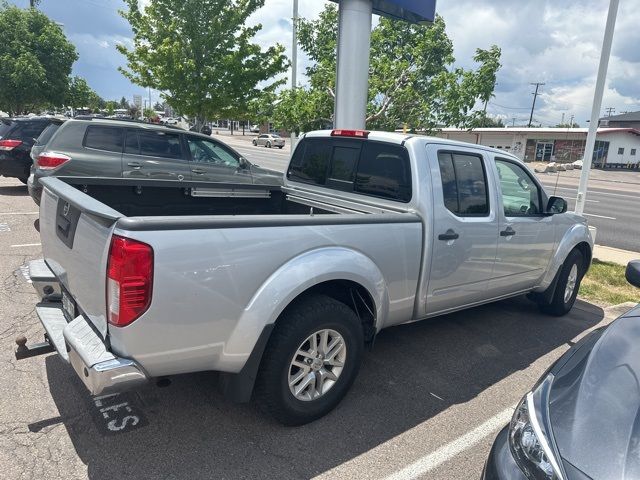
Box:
599;111;640;129
436;127;640;166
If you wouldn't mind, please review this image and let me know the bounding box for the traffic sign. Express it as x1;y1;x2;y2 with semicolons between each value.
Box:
329;0;436;24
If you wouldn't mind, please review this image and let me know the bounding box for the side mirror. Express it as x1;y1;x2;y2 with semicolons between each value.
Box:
239;157;249;169
546;196;567;215
625;260;640;288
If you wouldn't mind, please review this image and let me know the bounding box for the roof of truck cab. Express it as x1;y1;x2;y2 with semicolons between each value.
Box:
301;129;522;162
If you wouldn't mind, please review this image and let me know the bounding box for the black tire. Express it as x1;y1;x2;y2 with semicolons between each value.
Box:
278;146;283;149
252;140;257;146
18;177;28;185
255;294;364;426
266;141;271;148
540;250;585;316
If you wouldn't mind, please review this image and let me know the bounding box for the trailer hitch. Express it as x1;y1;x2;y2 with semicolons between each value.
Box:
15;334;55;360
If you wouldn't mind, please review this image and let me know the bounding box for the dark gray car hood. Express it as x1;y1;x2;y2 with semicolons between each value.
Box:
549;310;640;480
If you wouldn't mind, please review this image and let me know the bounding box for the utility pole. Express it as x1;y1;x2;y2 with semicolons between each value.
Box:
575;0;619;216
569;114;575;127
290;0;299;149
512;117;516;127
528;82;545;128
561;113;565;125
604;106;615;116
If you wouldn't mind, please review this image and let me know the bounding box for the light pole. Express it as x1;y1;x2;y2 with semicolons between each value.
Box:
575;0;619;216
290;0;298;148
334;0;372;129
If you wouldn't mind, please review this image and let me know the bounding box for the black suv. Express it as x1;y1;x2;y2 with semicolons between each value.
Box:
0;117;60;183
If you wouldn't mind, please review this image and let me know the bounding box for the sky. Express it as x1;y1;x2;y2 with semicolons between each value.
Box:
8;0;640;126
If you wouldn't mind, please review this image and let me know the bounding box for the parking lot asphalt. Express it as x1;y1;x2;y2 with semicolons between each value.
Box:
0;175;624;480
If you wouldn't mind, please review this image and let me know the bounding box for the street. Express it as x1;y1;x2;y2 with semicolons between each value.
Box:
0;175;623;479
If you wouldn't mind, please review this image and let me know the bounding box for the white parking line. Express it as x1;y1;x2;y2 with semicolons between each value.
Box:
11;243;41;248
0;223;10;232
0;211;39;215
582;213;616;220
383;407;514;480
542;185;638;200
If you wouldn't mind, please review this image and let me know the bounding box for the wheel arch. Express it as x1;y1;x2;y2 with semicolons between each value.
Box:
218;247;389;402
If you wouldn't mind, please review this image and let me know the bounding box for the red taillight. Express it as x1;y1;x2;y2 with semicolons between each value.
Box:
37;152;71;170
106;235;153;327
330;129;370;138
0;139;23;151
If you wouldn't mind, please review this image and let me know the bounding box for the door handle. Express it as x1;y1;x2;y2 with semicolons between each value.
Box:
438;229;459;241
500;227;516;237
191;168;205;175
127;162;142;170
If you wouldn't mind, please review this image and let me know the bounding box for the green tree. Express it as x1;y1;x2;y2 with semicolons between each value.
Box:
119;96;129;109
0;3;77;115
153;101;164;111
117;0;289;128
556;122;580;128
66;75;101;111
274;5;502;133
470;115;505;128
105;100;119;116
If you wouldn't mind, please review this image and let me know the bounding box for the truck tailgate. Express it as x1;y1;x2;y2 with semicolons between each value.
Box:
39;178;123;338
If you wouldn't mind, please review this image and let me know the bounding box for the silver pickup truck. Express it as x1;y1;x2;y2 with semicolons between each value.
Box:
19;129;593;425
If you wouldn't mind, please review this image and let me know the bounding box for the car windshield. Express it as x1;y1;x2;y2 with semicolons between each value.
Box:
271;134;280;138
0;120;15;139
35;122;62;146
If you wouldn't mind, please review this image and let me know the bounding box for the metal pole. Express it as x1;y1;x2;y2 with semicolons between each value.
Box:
334;0;372;129
290;0;298;149
575;0;619;215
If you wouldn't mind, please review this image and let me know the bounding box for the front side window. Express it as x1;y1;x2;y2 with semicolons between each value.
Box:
495;158;542;216
137;130;182;159
437;152;489;216
187;137;239;167
84;126;124;152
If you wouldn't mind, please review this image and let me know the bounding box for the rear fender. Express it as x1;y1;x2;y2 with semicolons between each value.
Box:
219;247;389;372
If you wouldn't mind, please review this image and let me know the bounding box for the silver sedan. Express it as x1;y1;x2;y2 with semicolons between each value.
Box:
253;134;285;149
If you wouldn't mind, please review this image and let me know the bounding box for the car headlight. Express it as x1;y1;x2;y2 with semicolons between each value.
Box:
509;375;565;480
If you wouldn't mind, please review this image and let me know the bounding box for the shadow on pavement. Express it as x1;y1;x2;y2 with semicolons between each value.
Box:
0;185;28;196
45;297;603;480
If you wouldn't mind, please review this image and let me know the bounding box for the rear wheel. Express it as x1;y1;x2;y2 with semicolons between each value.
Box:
540;250;584;316
252;139;257;146
266;141;271;148
255;294;364;425
278;146;284;149
18;177;28;185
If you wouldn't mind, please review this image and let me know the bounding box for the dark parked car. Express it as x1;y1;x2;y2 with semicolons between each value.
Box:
483;260;640;480
0;117;59;183
29;118;282;204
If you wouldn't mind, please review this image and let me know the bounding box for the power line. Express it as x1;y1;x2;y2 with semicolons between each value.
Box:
604;106;615;116
528;82;545;128
489;101;530;110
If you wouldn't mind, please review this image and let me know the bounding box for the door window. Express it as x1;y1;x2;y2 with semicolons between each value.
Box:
495;158;542;216
138;131;182;159
437;152;489;216
84;126;124;152
187;137;240;167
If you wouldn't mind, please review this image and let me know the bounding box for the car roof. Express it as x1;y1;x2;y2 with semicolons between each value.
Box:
68;118;214;139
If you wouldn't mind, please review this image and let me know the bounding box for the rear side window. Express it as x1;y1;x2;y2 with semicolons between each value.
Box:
355;142;412;202
138;131;182;159
288;138;412;202
84;126;124;152
437;152;489;216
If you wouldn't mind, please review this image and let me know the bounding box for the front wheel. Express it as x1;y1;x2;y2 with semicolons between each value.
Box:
255;294;364;425
252;139;257;146
540;250;584;316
